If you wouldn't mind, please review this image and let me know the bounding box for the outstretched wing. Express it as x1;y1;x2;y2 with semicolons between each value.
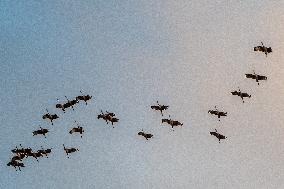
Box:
257;75;267;80
231;91;239;95
162;105;169;110
69;129;75;134
254;46;264;52
151;106;159;110
245;74;256;79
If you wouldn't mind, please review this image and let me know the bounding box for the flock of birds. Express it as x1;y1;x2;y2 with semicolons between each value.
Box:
7;91;93;170
207;42;272;142
7;42;272;171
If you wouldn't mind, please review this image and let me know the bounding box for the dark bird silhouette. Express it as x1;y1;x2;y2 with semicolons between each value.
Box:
162;115;183;129
138;130;153;140
69;121;84;138
32;127;49;138
63;144;79;158
208;106;227;121
210;129;227;143
245;71;267;85
254;42;272;57
97;110;119;127
151;101;169;116
231;88;251;103
7;159;25;171
42;109;59;125
76;91;92;105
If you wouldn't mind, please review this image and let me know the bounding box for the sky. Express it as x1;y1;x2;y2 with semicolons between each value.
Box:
1;1;284;188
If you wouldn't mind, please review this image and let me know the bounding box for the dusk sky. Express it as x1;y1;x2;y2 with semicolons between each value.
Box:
1;1;284;188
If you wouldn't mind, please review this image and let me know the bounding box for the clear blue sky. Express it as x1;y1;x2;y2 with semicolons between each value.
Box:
1;1;284;188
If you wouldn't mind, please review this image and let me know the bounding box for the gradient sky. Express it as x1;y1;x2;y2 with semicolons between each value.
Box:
1;1;284;188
